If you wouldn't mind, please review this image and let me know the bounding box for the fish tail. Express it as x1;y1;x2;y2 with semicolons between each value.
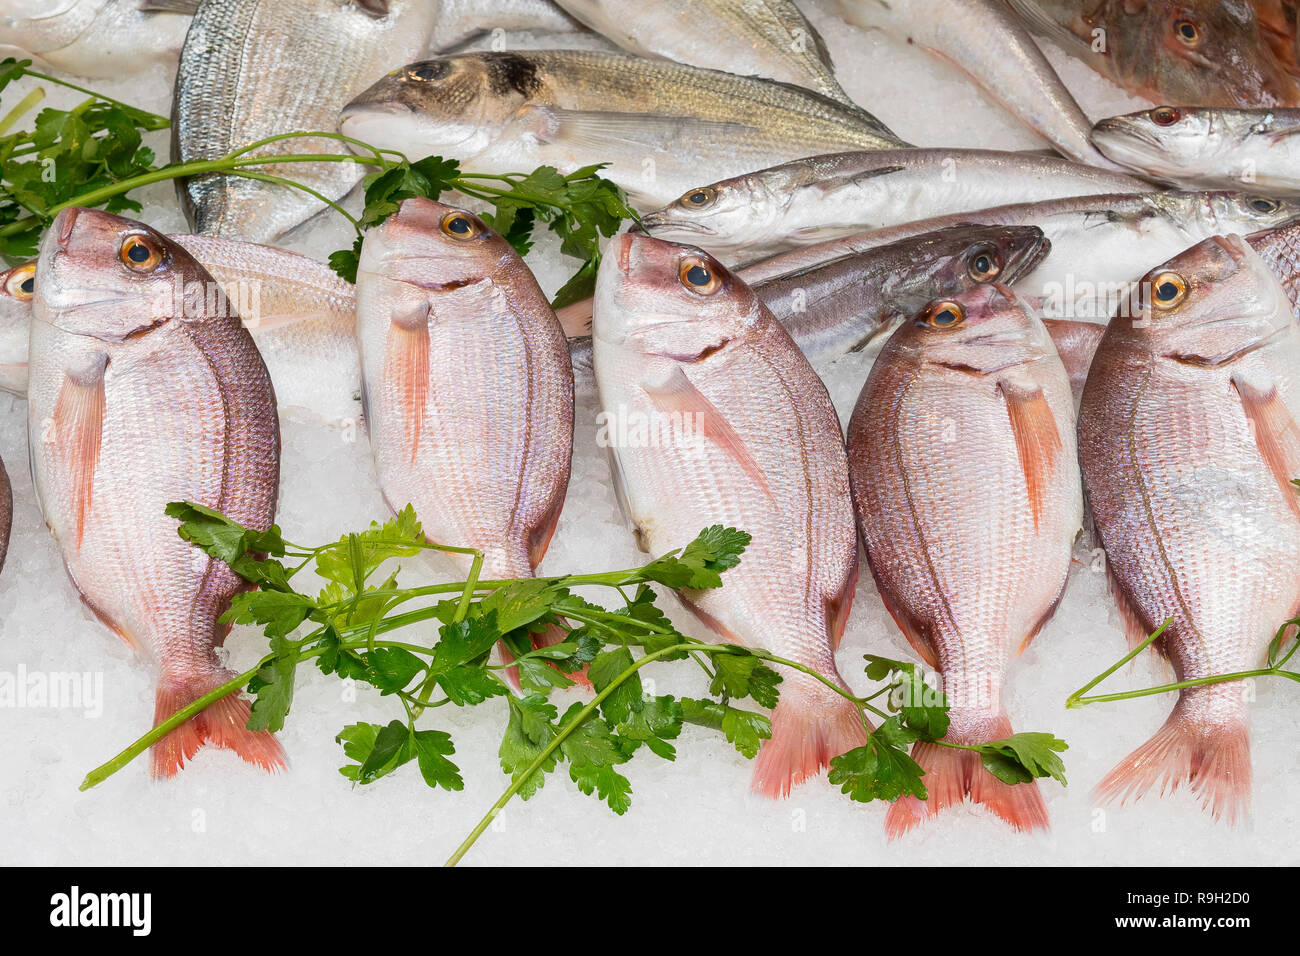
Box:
886;710;1048;838
483;549;589;688
533;619;591;688
150;670;286;778
1094;691;1251;824
751;671;868;799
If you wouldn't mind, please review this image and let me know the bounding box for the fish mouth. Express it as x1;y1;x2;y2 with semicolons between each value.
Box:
637;213;710;238
1091;118;1163;155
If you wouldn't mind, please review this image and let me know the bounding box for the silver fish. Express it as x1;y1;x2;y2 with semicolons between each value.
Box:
339;49;908;209
0;0;194;77
640;148;1154;263
173;0;438;242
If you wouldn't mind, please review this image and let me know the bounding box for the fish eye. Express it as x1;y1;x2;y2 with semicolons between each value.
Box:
439;211;481;240
1149;271;1188;310
1173;18;1200;46
408;62;447;82
922;299;965;329
119;234;163;273
1150;106;1181;126
679;255;722;295
4;263;35;301
1248;196;1280;214
967;247;1001;282
679;186;717;210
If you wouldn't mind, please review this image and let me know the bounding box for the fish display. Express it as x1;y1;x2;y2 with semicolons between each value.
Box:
1079;233;1300;821
0;0;194;78
339;50;908;208
173;0;438;242
593;232;864;796
355;198;574;671
639;148;1153;262
848;283;1082;833
28;207;283;777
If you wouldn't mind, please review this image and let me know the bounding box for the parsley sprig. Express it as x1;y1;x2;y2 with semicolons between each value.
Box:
80;504;1068;863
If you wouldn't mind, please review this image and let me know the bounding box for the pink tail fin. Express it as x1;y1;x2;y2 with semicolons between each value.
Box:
886;711;1048;838
751;673;867;798
498;620;591;690
1094;694;1251;824
150;673;286;778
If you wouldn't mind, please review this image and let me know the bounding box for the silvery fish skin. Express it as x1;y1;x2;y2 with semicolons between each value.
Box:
593;232;864;797
29;207;282;777
0;0;193;77
640;148;1154;263
736;192;1300;323
1008;0;1300;106
849;283;1081;835
1079;233;1300;822
431;0;583;51
173;0;437;242
2;238;360;423
553;0;854;104
837;0;1122;168
339;49;908;209
355;198;573;671
1093;106;1300;194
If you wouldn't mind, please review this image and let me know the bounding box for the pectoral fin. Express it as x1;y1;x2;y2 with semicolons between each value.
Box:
1000;379;1062;530
384;301;430;464
52;360;107;548
1233;376;1300;519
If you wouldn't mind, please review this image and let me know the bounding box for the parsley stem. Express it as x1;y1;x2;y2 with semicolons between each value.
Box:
0;86;43;136
12;65;169;129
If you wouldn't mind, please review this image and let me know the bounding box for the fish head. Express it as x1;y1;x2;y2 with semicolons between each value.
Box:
358;196;514;294
34;207;204;341
0;260;34;394
891;284;1054;375
594;232;763;356
340;53;546;159
1122;233;1293;361
1200;191;1300;232
638;175;778;251
1090;106;1229;179
889;225;1051;306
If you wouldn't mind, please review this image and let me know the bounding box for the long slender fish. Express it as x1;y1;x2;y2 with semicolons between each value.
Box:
849;284;1081;835
1079;233;1300;822
356;198;574;672
173;0;438;242
552;0;855;104
593;232;864;797
339;49;908;209
1093;106;1300;194
431;0;583;51
0;0;194;77
640;148;1154;262
1007;0;1300;106
836;0;1123;167
29;207;283;777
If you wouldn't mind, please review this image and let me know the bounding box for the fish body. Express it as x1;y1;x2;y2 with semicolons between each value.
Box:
0;0;193;77
592;232;864;796
640;148;1153;263
339;49;907;209
0;454;10;575
848;283;1081;834
1079;233;1300;821
553;0;854;104
173;0;438;242
28;207;282;777
355;198;573;668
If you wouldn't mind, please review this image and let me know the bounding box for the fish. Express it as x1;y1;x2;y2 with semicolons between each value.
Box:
0;454;10;575
1007;0;1300;107
733;192;1300;323
28;207;283;777
552;0;855;104
2;238;359;423
1078;233;1300;822
592;231;864;796
0;0;195;78
836;0;1123;168
355;197;574;673
1248;217;1300;317
339;49;908;209
639;148;1154;263
173;0;438;242
848;283;1082;835
431;0;584;51
1093;106;1300;194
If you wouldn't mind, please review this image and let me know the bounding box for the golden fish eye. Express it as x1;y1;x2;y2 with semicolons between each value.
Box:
1248;196;1279;214
967;247;1001;282
1150;106;1181;126
679;186;717;210
679;255;722;295
4;263;35;301
1174;18;1200;46
922;299;965;329
439;211;481;241
119;234;163;273
1150;271;1188;310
